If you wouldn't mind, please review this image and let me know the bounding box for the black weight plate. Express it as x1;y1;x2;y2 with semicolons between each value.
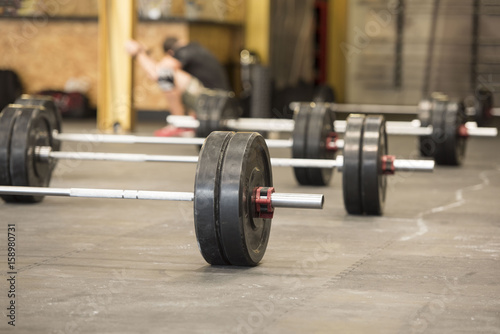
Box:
474;87;494;127
216;92;241;131
14;95;62;151
291;104;311;185
249;65;272;118
312;84;336;103
305;104;335;186
360;116;387;215
0;106;23;202
195;91;240;138
195;93;213;138
10;107;55;202
419;98;446;159
434;101;467;166
418;99;433;157
342;115;365;215
194;131;235;265
219;132;273;266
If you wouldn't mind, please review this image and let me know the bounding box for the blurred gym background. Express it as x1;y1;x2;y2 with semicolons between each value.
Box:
0;0;498;130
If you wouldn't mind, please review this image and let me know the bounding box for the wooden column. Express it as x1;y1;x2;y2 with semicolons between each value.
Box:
245;0;270;65
328;0;348;103
98;0;137;132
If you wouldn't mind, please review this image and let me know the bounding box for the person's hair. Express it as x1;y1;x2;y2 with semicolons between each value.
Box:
163;37;178;54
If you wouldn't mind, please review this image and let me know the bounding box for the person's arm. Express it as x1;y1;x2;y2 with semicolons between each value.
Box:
158;54;182;71
125;40;158;81
136;51;159;81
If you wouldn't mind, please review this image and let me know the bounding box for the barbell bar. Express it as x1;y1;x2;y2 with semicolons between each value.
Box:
332;105;500;118
0;186;323;209
166;114;497;137
6;96;432;187
35;146;434;172
11;95;342;150
167;95;497;167
308;87;500;123
52;132;343;150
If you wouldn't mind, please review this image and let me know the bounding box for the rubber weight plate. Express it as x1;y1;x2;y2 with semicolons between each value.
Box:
305;104;336;186
219;132;273;266
14;95;62;151
419;98;446;159
434;101;467;166
474;87;494;127
312;84;336;103
291;104;311;185
360;116;387;215
418;98;433;157
195;91;240;138
215;92;241;131
9;107;56;202
0;106;23;202
194;131;235;265
342;115;365;215
194;93;213;138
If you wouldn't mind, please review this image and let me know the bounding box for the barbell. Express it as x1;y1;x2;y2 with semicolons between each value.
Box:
166;94;497;166
8;95;433;188
12;95;341;167
0;107;327;266
0;104;433;215
322;88;499;127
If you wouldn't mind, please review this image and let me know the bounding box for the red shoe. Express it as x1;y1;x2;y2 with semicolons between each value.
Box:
154;126;195;137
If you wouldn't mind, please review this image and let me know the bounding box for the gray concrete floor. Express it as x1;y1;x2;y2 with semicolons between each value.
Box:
1;119;500;334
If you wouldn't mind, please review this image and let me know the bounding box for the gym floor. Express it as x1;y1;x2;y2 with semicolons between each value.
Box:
1;119;499;333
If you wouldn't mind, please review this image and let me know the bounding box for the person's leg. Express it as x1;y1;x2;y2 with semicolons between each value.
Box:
163;89;185;115
155;70;197;137
181;76;206;116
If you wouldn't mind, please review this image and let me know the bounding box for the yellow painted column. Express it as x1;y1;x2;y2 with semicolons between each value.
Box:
328;0;348;103
245;0;270;65
98;0;137;132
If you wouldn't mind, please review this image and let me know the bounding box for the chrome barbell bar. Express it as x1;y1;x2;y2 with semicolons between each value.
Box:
36;147;435;172
166;115;497;137
53;132;344;150
0;186;324;210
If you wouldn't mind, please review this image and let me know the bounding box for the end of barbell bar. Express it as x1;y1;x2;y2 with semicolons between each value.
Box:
393;159;435;172
465;123;498;137
271;193;324;210
35;146;52;163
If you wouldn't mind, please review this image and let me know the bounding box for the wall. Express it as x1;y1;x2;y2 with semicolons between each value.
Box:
344;0;500;105
328;0;347;103
0;20;99;106
0;19;242;111
245;0;269;65
0;0;245;112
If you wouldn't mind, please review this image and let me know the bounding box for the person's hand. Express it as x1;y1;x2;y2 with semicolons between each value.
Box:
125;40;145;57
